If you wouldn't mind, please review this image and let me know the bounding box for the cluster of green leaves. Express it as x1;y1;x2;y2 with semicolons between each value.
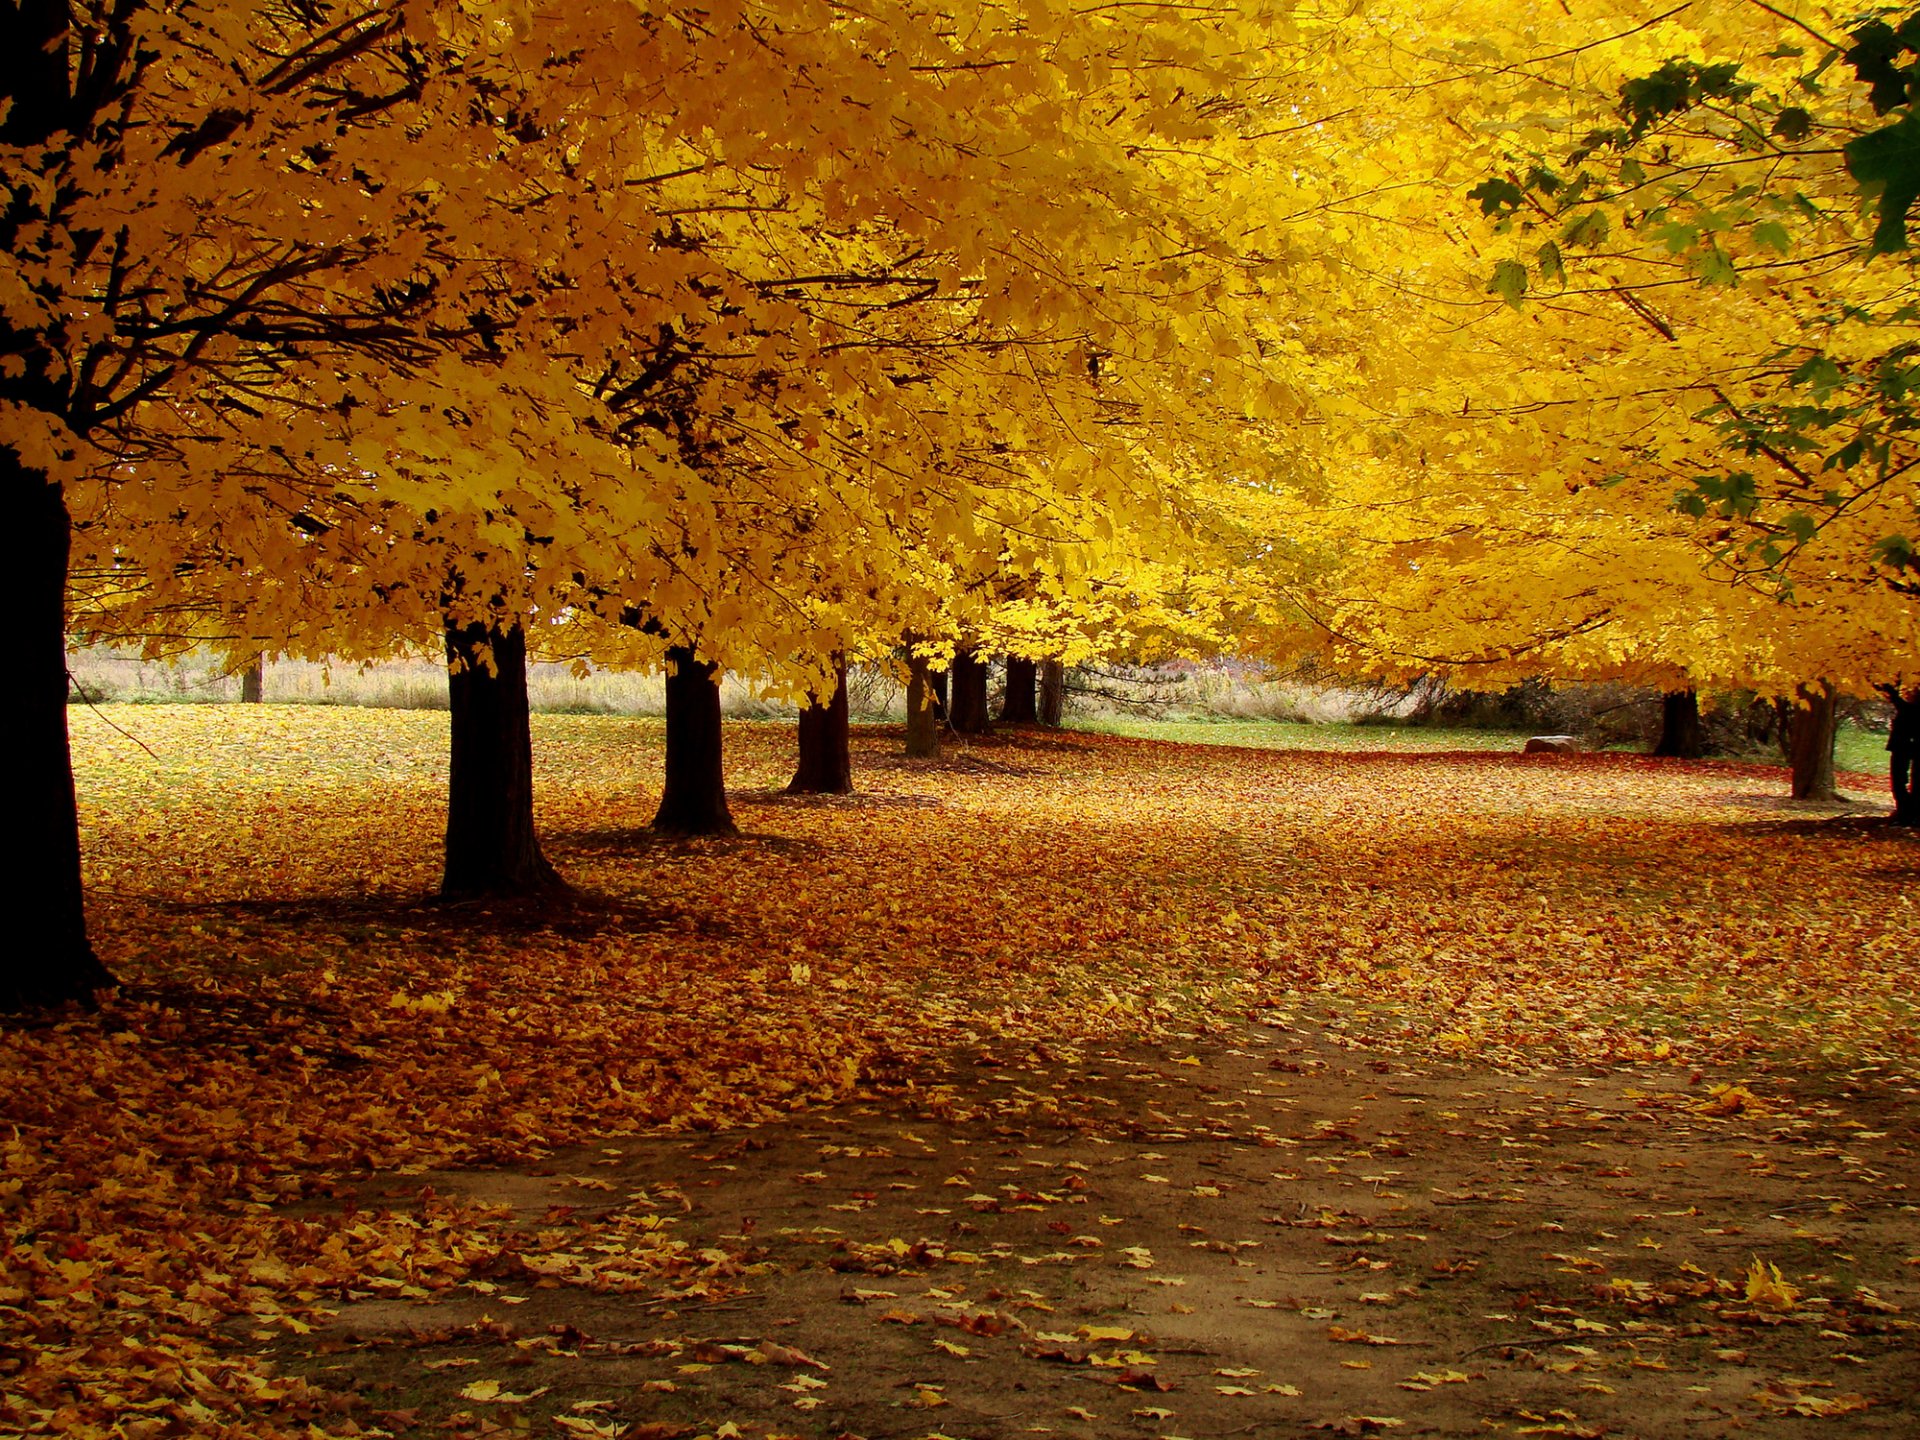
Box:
1463;6;1920;602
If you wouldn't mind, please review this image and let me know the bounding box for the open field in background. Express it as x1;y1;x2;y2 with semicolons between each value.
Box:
68;646;1896;776
1069;715;1895;777
7;704;1916;1438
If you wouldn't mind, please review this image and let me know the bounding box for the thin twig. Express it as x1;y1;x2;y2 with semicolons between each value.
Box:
65;673;160;758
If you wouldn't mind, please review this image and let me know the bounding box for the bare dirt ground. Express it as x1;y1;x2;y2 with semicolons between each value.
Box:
282;1010;1919;1440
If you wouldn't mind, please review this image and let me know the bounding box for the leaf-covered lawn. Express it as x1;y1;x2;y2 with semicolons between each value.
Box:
4;707;1915;1437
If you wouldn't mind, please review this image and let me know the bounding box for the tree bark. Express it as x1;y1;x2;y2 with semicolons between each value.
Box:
1886;686;1919;825
1787;681;1839;801
1001;656;1038;723
788;656;852;794
443;620;565;897
1038;659;1065;727
950;648;991;734
5;466;116;1009
654;645;737;834
930;666;949;723
905;654;940;757
1652;688;1703;758
239;653;266;704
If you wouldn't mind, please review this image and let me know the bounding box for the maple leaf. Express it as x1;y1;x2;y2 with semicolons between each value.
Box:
1743;1257;1802;1311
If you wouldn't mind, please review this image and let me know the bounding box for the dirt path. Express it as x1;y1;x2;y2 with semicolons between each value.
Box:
285;1012;1919;1440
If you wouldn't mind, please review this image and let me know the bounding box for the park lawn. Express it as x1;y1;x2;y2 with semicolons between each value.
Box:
1072;714;1894;774
4;705;1916;1439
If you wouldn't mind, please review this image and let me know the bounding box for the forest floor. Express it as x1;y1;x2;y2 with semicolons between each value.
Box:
6;708;1919;1439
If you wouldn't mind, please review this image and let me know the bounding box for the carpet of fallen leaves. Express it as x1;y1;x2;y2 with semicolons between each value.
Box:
3;705;1917;1438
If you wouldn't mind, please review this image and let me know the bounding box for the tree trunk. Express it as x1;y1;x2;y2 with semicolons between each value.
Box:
1652;688;1703;758
1888;687;1919;825
239;653;266;704
443;620;564;897
905;654;940;758
930;666;949;723
654;645;737;834
5;468;115;1009
950;649;991;734
1001;656;1038;723
1787;681;1839;801
788;656;852;794
1038;659;1065;727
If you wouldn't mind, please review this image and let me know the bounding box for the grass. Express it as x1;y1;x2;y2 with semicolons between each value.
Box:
1070;716;1530;753
1072;712;1892;774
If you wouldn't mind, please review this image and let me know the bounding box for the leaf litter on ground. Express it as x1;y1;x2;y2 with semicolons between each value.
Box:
3;706;1917;1437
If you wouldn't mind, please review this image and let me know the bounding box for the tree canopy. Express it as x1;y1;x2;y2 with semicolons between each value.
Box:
9;0;1920;1003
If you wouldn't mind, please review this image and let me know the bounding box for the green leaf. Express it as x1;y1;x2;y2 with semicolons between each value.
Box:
1694;242;1739;285
1782;510;1819;544
1870;533;1917;567
1751;220;1792;253
1487;260;1529;308
1845;112;1920;253
1771;107;1813;142
1844;19;1913;115
1467;178;1526;218
1560;209;1610;249
1535;240;1566;285
1789;353;1846;400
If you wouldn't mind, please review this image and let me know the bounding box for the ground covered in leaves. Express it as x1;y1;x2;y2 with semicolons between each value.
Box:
5;707;1918;1438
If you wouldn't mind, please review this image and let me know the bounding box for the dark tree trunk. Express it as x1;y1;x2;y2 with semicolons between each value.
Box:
1652;689;1703;758
1886;687;1919;825
1038;659;1065;727
1787;681;1839;801
905;654;940;758
930;667;949;722
1001;656;1038;723
950;649;991;734
239;653;266;704
6;468;115;1009
2;11;110;1008
443;620;564;897
654;645;737;834
788;657;852;794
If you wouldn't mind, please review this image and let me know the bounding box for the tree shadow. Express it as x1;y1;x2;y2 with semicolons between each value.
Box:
158;887;722;943
731;787;945;811
107;979;363;1065
548;826;827;863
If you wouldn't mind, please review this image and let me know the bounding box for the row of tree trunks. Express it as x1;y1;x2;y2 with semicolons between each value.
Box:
1654;684;1844;803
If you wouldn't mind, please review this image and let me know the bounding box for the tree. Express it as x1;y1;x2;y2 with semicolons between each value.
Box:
789;656;853;795
14;0;1325;1007
1884;683;1920;823
949;650;992;736
442;618;566;896
905;652;941;759
1653;691;1705;760
654;646;737;836
1787;683;1842;803
1001;656;1039;723
1039;660;1067;727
